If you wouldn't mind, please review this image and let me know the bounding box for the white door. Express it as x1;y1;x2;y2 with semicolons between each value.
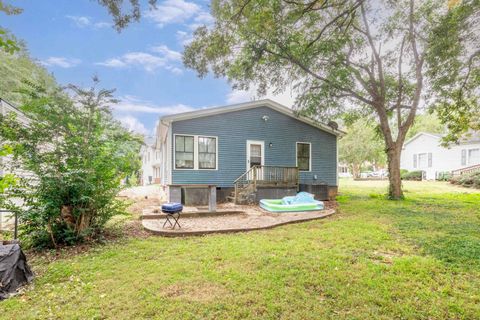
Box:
246;140;264;171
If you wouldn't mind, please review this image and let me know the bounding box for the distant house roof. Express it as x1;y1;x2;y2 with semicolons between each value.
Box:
403;132;443;147
144;136;156;146
0;97;30;125
403;131;480;147
160;99;345;136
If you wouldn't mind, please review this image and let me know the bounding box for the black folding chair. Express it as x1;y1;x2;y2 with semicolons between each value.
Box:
162;211;181;229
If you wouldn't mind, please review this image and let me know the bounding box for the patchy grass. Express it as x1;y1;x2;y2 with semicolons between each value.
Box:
1;180;479;319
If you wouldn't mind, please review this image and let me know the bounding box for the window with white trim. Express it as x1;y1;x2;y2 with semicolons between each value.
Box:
198;136;217;169
418;153;427;168
175;135;194;169
174;134;218;170
296;142;311;171
469;148;480;165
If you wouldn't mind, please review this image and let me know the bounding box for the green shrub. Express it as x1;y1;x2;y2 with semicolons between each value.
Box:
0;82;142;248
402;170;423;181
450;171;480;189
437;171;452;181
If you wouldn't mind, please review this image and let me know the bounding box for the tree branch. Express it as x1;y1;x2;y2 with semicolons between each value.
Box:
360;3;385;101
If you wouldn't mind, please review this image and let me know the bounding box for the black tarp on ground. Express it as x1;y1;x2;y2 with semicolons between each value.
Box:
0;243;34;300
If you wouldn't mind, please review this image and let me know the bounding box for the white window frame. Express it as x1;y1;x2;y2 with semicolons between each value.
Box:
296;142;312;172
173;134;218;171
467;148;480;165
246;140;265;171
417;152;428;169
174;134;195;170
198;135;218;171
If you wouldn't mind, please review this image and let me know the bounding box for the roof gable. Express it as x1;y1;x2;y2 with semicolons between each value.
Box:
403;132;442;147
160;99;344;136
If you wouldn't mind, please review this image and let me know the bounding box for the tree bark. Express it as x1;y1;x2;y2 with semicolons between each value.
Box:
386;144;403;199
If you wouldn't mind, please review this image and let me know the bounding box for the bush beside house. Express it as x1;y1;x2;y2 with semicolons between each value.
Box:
401;170;424;181
450;171;480;189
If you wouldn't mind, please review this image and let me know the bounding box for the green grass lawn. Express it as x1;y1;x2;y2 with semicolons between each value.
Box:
1;180;479;319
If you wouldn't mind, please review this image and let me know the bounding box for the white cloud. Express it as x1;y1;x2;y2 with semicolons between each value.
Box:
165;65;183;75
113;95;195;114
96;58;127;68
226;89;256;104
145;0;200;27
67;15;91;28
118;115;149;135
93;21;111;28
41;57;81;68
66;15;111;29
96;52;165;72
176;30;193;45
193;11;214;25
226;88;296;107
150;45;182;61
123;52;166;72
96;44;183;74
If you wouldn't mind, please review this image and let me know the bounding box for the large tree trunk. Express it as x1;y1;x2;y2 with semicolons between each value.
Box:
386;144;403;199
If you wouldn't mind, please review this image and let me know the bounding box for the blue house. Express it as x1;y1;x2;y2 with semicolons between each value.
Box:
155;100;343;205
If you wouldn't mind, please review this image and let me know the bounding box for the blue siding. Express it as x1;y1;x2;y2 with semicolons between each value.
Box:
171;106;337;187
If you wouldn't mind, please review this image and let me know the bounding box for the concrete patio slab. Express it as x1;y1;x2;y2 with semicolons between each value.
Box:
142;209;335;236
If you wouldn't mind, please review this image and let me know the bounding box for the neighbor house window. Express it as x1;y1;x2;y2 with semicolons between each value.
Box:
175;135;194;169
469;148;480;165
418;153;427;168
461;149;467;166
413;154;417;168
198;136;217;169
296;142;311;171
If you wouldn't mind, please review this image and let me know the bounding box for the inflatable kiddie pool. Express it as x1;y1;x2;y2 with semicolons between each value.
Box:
260;192;324;212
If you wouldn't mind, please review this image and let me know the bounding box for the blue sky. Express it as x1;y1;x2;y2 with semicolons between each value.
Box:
3;0;295;135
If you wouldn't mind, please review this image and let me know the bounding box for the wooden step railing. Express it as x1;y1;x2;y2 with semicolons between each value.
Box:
233;165;299;203
452;164;480;176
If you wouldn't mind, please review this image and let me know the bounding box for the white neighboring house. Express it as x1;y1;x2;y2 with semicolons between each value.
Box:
139;136;162;185
338;164;352;178
0;98;30;231
0;98;30;177
401;132;480;180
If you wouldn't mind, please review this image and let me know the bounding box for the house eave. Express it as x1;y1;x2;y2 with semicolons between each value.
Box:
160;99;345;137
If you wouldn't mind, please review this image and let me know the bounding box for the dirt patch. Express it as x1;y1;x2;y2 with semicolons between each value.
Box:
126;197;162;217
161;281;230;302
370;250;405;265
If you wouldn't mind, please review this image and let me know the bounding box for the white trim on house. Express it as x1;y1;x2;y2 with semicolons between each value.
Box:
167;122;172;185
296;141;312;172
173;134;196;170
246;140;265;171
336;135;339;185
198;135;219;171
161;99;345;137
173;134;219;171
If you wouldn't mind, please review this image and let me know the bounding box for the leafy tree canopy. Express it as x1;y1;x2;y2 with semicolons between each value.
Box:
426;0;480;143
406;112;445;140
183;0;479;199
339;118;386;178
0;0;22;54
0;48;57;105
